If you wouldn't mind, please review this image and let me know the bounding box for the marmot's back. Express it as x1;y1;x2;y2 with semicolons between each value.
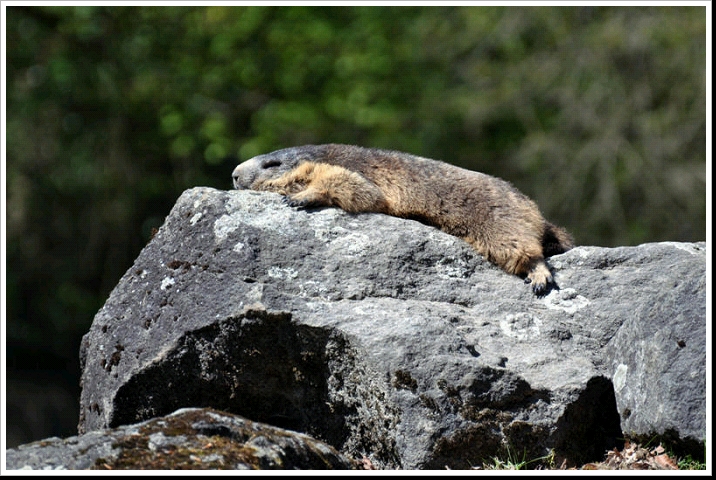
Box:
232;144;573;295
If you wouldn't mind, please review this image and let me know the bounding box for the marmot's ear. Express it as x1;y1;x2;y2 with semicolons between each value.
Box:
261;158;282;169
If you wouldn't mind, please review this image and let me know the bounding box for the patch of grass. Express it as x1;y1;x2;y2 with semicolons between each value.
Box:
482;446;556;470
675;454;706;470
659;437;706;470
479;441;707;471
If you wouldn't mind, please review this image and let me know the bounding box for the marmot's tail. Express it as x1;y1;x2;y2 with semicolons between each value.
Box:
542;222;574;257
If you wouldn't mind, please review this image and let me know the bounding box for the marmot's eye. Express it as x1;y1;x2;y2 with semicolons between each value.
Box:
262;160;282;169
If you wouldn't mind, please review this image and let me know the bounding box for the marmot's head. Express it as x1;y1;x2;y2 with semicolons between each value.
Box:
232;145;326;190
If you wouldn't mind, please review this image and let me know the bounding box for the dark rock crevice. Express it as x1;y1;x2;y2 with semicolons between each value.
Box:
551;376;624;467
110;308;402;468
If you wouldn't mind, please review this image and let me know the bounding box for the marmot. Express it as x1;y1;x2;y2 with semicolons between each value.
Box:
232;144;573;295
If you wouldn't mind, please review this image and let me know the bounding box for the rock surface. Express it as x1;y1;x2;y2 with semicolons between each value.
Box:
5;408;355;470
76;187;706;469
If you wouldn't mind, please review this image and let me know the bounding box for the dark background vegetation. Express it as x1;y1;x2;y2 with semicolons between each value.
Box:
4;6;706;449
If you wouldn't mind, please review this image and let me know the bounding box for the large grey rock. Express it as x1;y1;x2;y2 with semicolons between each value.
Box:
6;408;355;470
77;187;706;469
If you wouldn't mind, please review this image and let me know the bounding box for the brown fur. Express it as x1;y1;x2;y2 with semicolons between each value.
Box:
232;144;574;295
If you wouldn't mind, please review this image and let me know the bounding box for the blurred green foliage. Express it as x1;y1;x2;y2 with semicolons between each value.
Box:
5;6;706;368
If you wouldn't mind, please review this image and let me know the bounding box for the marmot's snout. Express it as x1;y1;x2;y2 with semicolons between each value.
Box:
233;151;301;189
232;161;253;190
231;165;242;189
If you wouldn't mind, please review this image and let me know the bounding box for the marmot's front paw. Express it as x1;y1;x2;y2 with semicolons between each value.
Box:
282;196;304;208
285;193;323;209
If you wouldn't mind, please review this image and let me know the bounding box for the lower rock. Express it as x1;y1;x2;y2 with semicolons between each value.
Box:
5;408;357;470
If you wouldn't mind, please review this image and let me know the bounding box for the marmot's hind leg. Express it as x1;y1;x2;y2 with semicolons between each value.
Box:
505;252;555;296
524;260;555;296
465;236;555;295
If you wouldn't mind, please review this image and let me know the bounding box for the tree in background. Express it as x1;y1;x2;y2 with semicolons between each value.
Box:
4;5;706;445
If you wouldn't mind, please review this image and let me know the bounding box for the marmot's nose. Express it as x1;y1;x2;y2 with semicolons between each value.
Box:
231;166;241;189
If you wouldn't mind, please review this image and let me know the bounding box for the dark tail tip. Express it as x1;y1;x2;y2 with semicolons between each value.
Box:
543;222;575;257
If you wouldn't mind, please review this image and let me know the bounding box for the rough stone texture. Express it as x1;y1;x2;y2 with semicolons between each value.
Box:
77;187;706;469
5;408;356;470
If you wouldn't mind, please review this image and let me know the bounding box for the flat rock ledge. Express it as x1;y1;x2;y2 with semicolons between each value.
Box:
5;408;356;470
54;188;707;469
